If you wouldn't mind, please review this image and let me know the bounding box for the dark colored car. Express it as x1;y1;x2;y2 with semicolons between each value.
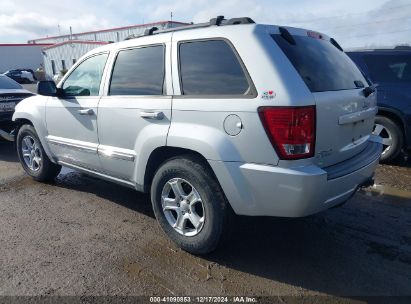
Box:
347;47;411;162
0;75;33;135
3;69;36;84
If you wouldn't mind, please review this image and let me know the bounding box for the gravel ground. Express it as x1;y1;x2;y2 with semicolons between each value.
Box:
0;141;410;299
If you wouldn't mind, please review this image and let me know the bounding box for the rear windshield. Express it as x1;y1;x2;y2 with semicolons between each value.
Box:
272;34;366;92
0;75;22;89
363;54;411;83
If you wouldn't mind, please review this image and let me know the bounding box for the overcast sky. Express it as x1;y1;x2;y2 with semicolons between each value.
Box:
0;0;410;49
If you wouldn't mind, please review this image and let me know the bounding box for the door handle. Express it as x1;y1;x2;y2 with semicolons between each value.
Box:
140;111;164;120
78;108;94;115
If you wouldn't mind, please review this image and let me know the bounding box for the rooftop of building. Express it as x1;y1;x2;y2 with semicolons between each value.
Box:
28;20;188;43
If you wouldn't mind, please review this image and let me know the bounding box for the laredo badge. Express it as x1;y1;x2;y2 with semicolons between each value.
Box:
261;90;276;100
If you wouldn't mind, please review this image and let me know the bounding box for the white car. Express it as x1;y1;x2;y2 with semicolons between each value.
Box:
10;17;382;254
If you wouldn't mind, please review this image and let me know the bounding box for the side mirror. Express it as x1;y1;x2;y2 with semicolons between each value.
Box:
37;81;63;97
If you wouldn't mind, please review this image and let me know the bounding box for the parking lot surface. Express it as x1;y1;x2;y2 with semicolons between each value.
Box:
0;140;410;298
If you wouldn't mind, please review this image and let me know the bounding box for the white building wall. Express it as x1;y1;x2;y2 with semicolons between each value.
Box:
29;21;183;44
0;45;46;73
43;43;106;77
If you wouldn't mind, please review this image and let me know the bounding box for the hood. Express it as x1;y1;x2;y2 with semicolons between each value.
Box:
0;88;34;95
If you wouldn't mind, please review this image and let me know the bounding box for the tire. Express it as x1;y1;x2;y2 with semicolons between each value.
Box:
373;116;404;163
16;124;61;182
151;156;230;255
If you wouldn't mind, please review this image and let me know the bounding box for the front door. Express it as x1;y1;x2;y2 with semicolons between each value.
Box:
46;53;109;170
97;39;172;183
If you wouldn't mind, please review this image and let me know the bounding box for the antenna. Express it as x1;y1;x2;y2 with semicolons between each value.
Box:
171;11;173;23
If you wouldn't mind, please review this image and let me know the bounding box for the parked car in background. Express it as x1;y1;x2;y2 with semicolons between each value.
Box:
0;75;33;139
11;17;381;254
3;69;36;84
347;46;411;162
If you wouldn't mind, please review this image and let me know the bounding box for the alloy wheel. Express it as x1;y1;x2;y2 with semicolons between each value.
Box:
373;123;393;157
161;178;205;237
21;135;42;171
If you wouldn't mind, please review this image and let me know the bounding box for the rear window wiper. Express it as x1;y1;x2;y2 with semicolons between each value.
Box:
363;85;376;97
355;80;377;98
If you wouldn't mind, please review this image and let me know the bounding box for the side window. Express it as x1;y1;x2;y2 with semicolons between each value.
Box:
109;45;165;96
363;54;411;83
62;53;108;96
179;40;251;96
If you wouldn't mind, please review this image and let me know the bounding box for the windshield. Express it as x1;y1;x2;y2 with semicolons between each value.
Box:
363;54;411;83
272;34;366;92
0;75;22;89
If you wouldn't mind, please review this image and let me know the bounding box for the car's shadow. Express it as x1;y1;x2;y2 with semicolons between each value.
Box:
0;141;18;162
52;168;411;297
55;169;155;218
386;152;411;168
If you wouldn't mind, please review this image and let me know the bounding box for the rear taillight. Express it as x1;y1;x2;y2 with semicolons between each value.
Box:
258;106;316;160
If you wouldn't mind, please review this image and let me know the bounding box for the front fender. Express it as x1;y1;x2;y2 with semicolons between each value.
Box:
12;96;56;162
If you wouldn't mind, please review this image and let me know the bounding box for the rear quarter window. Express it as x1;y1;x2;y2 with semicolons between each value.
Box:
272;34;366;92
179;40;253;96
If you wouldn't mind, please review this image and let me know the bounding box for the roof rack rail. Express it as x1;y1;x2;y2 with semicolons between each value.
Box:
210;16;225;26
125;34;137;40
124;16;255;41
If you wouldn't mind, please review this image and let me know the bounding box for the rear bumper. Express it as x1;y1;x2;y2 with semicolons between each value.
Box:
210;138;382;217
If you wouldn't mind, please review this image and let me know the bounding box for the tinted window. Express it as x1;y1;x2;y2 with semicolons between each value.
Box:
272;34;366;92
179;40;250;95
62;53;108;96
109;45;164;95
363;54;411;83
0;75;22;89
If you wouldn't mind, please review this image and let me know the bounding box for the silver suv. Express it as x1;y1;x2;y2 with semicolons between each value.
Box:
10;17;382;254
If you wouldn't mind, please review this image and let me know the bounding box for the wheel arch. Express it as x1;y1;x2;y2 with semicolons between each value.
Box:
142;146;220;193
13;114;56;163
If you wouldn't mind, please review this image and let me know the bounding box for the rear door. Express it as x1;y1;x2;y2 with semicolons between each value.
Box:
97;36;172;182
272;31;377;167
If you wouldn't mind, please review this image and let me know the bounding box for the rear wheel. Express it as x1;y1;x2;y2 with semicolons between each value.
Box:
16;124;61;182
373;116;403;163
151;156;230;255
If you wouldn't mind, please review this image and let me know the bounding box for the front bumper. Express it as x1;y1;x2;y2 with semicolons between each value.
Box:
209;138;382;217
0;121;16;141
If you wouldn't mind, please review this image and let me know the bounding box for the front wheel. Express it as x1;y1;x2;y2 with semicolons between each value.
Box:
16;124;61;182
151;156;230;255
